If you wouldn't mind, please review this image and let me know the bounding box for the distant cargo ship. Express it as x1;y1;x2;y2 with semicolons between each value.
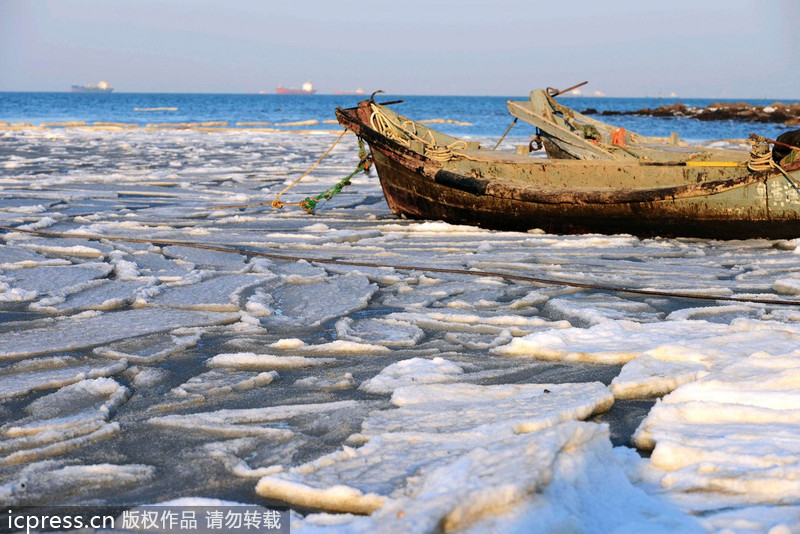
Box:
71;81;113;93
275;81;316;95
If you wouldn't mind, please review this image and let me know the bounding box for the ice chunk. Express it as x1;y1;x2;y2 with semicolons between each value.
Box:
0;309;238;359
148;400;362;439
1;378;129;466
359;357;464;395
610;354;708;399
162;244;247;271
609;318;800;399
0;245;69;268
298;340;390;355
256;382;613;514
266;272;377;327
0;460;154;506
392;310;567;337
0;356;127;400
774;276;800;295
94;330;201;364
202;437;305;478
18;241;109;258
207;352;336;370
149;273;275;311
335;317;424;348
129;250;195;281
128;366;171;388
170;369;279;398
294;373;357;390
544;295;662;326
490;318;792;365
1;262;114;302
701;505;800;534
634;351;800;509
31;279;153;313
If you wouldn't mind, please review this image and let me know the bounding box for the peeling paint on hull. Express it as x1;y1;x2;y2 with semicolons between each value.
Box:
337;102;800;239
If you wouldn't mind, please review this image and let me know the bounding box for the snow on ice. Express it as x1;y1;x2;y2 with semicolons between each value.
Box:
0;127;799;532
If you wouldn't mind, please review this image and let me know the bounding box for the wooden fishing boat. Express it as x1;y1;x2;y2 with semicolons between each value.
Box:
507;88;749;163
335;99;800;239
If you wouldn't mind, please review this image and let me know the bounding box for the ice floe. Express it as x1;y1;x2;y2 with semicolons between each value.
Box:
207;352;336;370
3;126;800;528
1;378;129;466
0;308;238;359
634;350;800;510
256;383;612;513
358;357;464;395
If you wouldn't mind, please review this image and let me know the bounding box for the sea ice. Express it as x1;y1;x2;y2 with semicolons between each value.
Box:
0;308;238;359
1;378;129;466
0;460;155;506
634;350;800;510
255;382;613;515
358;357;465;395
264;272;377;327
148;273;274;311
1;262;114;303
206;352;336;370
0;356;127;400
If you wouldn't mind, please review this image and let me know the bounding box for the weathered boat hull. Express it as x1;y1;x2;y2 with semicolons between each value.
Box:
336;102;800;239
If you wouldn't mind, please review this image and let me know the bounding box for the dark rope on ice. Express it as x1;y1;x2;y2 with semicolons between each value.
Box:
2;225;800;307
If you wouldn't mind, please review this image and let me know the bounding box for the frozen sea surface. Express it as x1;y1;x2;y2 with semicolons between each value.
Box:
1;126;799;532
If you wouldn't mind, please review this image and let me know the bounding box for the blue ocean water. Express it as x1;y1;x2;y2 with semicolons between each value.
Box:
1;92;798;142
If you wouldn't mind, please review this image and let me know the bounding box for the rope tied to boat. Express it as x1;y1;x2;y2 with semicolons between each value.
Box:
369;103;467;162
209;129;370;212
748;134;800;197
299;139;371;213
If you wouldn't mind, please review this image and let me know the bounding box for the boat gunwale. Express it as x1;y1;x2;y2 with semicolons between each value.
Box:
335;104;800;206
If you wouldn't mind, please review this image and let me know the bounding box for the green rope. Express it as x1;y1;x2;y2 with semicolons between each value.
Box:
300;138;371;213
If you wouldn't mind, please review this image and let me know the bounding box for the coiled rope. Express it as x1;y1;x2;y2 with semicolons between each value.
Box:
748;134;800;197
1;225;799;307
369;104;467;162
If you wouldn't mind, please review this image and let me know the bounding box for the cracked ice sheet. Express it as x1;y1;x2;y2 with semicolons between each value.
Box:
294;423;702;534
31;279;153;313
0;308;238;359
148;273;275;310
264;272;377;327
632;350;800;514
0;378;129;466
0;356;127;400
0;262;114;303
359;357;465;395
0;461;154;506
255;382;614;515
207;352;336;370
491;316;800;368
148;400;370;439
606;317;800;399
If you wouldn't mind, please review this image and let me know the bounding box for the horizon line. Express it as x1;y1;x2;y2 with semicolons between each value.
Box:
2;90;799;101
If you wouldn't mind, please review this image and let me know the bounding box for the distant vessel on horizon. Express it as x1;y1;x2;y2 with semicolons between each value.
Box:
71;81;113;93
275;81;317;95
333;88;366;96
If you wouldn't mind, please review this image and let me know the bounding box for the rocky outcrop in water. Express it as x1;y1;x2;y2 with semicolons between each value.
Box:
581;102;800;125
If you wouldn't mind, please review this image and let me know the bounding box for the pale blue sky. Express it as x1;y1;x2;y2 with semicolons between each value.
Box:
2;0;798;98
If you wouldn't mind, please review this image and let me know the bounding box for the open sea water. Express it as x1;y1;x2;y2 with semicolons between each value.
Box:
1;91;798;141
